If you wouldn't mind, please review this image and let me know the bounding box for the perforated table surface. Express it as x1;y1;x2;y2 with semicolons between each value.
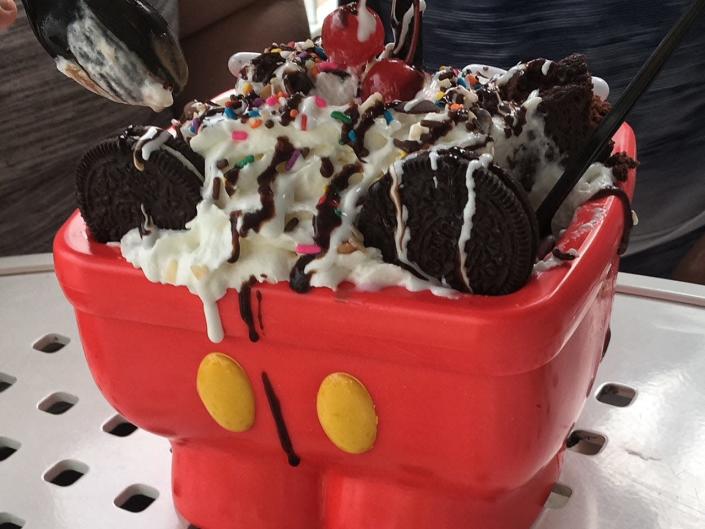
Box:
1;254;704;529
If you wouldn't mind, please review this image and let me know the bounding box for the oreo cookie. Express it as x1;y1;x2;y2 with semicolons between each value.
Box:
76;126;205;243
357;148;538;295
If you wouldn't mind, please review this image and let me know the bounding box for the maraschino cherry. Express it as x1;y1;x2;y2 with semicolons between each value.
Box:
321;1;385;69
362;60;425;103
361;0;425;102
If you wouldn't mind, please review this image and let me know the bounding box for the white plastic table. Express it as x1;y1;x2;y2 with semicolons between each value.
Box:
1;254;704;529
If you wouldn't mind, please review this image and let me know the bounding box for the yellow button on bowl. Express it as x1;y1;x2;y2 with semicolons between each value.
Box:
197;353;255;432
317;373;378;454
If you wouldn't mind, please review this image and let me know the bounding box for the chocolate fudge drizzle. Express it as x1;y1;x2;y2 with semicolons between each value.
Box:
280;94;304;127
240;137;295;236
588;186;634;255
256;290;264;331
228;212;241;263
261;372;301;467
314;163;362;251
339;104;360;146
289;254;316;294
319;157;335;178
393;118;455;154
350;100;386;157
238;278;260;343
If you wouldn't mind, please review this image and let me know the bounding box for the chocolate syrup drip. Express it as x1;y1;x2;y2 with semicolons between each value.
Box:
588;186;634;255
393;139;422;153
251;52;286;83
552;248;577;261
320;157;335;178
205;106;227;118
261;372;300;467
216;159;229;170
289;255;316;294
228;212;241;263
314;163;361;251
212;178;222;201
238;278;260;343
420;119;454;144
350;101;386;157
339;104;360;146
393;119;454;154
256;291;264;331
224;167;240;185
280;94;304;126
240;137;296;236
284;217;300;232
420;119;448;129
393;100;441;115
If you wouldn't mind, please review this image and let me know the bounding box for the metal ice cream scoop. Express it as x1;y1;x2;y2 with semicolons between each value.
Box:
22;0;188;112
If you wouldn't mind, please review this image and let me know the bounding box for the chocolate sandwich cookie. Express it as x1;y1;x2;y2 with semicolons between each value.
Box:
357;148;538;295
76;126;205;243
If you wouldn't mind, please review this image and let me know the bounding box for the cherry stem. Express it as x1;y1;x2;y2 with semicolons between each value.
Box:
404;0;421;65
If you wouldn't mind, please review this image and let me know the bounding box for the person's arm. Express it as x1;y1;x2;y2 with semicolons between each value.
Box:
0;0;17;29
178;0;310;105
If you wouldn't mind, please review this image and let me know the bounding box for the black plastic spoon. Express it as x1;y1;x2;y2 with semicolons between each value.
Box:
22;0;188;111
535;0;705;237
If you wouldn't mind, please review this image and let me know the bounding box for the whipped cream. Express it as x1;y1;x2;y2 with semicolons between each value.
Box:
120;41;622;342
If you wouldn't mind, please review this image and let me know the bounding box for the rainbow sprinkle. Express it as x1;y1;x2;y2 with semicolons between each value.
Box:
348;130;358;142
250;119;263;129
296;244;322;255
331;111;352;124
224;108;237;120
266;96;279;106
435;91;446;101
236;155;256;168
383;110;394;124
300;114;308;131
248;110;261;118
231;130;249;141
314;96;328;108
457;77;468;88
286;150;302;171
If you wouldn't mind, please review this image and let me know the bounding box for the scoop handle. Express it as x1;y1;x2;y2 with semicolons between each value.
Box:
535;0;705;238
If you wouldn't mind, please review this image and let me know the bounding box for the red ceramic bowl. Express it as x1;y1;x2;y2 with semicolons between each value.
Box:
54;124;637;529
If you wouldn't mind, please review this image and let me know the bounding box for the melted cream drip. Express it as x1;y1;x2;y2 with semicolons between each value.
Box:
458;153;492;291
356;0;377;42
